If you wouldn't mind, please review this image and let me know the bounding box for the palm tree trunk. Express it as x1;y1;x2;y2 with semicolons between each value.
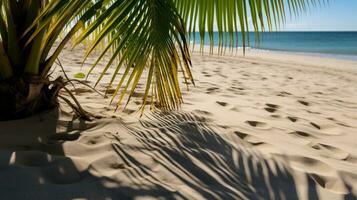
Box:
0;42;13;79
0;78;60;121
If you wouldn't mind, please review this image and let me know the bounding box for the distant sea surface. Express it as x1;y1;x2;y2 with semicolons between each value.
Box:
192;32;357;60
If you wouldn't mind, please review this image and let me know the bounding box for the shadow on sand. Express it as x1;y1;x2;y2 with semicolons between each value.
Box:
0;110;355;199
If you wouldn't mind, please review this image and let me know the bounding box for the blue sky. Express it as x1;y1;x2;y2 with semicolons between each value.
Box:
283;0;357;31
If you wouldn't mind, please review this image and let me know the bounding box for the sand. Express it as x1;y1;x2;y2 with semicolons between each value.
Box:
0;46;357;200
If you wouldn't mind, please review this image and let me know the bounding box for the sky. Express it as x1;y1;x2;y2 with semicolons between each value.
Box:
282;0;357;31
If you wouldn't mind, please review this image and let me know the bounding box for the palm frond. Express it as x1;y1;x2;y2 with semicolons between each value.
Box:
29;0;324;112
79;0;192;111
175;0;325;53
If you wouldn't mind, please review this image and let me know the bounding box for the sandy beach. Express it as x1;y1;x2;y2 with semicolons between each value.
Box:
1;45;357;200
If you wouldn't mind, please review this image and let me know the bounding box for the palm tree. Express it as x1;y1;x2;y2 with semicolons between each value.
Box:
0;0;321;120
0;0;100;120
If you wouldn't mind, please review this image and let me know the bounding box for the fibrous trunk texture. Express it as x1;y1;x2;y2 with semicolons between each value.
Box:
0;78;60;121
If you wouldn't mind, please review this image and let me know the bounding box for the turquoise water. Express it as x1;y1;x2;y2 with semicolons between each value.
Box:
192;32;357;59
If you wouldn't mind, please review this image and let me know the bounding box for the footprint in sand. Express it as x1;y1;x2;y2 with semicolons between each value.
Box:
123;109;136;115
213;69;220;73
245;120;270;129
228;87;246;92
309;123;343;136
201;71;209;75
194;110;213;116
264;103;280;113
345;156;357;164
266;103;280;109
288;156;334;174
327;117;336;121
307;110;321;115
277;91;293;97
309;173;347;194
206;87;220;94
336;122;352;128
289;131;316;138
234;131;265;146
287;116;298;122
80;135;106;146
265;107;277;113
310;143;350;160
310;122;321;130
298;100;310;106
216;101;228;107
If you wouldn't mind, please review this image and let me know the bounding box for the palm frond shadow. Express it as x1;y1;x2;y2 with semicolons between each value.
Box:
1;110;355;199
111;111;312;200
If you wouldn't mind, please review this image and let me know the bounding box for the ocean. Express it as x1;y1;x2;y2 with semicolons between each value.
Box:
192;32;357;60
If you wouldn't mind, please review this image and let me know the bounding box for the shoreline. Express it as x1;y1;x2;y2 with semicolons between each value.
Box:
192;46;357;75
248;48;357;61
192;44;357;62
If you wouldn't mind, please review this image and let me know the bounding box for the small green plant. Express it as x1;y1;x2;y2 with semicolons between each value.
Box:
74;73;86;79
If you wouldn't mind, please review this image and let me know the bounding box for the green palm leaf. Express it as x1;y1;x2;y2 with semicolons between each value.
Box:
28;0;323;112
